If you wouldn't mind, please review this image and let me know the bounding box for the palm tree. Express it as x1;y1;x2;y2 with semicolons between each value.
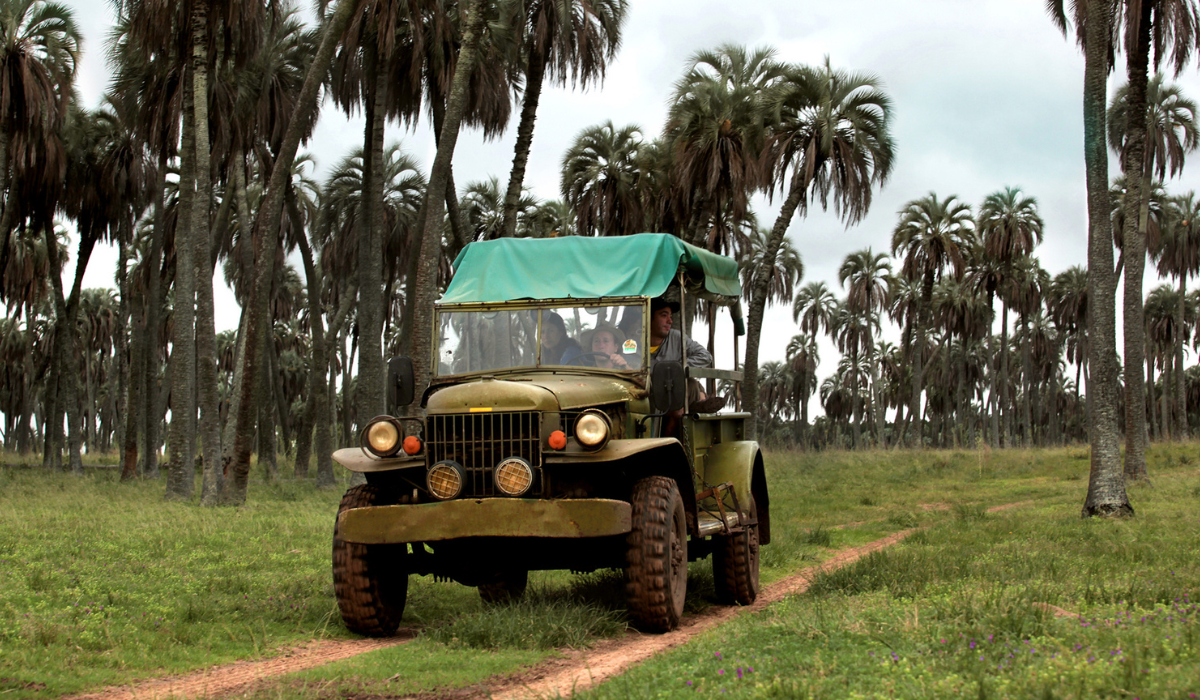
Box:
665;44;782;248
1048;265;1090;410
560;121;644;237
891;192;972;446
0;0;80;292
407;0;490;417
461;176;538;241
792;281;836;338
746;57;894;439
1047;0;1131;516
1157;192;1200;438
785;332;819;447
500;0;627;238
1004;256;1048;447
221;0;365;505
838;248;891;446
977;186;1044;446
1109;72;1199;481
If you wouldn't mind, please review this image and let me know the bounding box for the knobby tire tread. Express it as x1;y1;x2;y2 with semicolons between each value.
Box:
332;484;407;637
625;476;686;633
713;497;759;606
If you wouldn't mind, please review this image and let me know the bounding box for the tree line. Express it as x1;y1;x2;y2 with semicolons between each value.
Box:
0;0;1195;517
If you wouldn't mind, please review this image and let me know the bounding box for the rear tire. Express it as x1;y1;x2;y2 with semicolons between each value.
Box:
625;476;687;632
713;497;759;605
332;484;408;636
478;569;529;605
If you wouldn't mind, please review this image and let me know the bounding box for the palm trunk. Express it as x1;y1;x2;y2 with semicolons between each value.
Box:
501;45;547;239
220;156;253;472
1160;355;1170;441
745;178;804;438
986;294;999;446
999;301;1011;447
220;0;361;505
1020;316;1033;447
166;81;198;501
141;153;168;480
1121;0;1154;483
410;0;488;405
193;0;222;505
1176;274;1188;438
1148;352;1158;440
356;42;387;436
850;343;861;449
121;217;142;481
1081;0;1132;517
909;275;933;448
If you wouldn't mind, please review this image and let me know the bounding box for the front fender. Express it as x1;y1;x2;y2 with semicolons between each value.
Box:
332;447;425;473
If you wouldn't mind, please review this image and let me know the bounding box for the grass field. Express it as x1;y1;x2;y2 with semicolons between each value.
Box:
0;444;1197;699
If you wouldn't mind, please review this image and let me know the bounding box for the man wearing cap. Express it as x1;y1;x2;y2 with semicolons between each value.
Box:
648;297;711;370
647;297;726;420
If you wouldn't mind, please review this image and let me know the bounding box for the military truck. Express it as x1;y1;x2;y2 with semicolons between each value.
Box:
331;233;769;635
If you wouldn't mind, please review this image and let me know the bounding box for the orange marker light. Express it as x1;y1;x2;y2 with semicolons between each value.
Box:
548;430;567;450
402;435;422;455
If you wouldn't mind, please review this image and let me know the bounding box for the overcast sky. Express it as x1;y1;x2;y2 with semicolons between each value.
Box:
63;0;1200;412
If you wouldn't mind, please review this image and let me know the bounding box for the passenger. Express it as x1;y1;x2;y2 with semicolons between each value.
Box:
647;297;726;417
647;297;711;370
540;311;581;365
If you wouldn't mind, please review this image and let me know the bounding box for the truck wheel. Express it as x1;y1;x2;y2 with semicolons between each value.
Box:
713;497;759;606
625;476;687;632
478;569;529;605
332;484;408;636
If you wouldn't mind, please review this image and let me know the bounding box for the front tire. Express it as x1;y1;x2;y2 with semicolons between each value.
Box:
332;484;408;636
713;496;759;605
625;476;688;632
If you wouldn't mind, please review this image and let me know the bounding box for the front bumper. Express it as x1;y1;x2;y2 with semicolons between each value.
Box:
337;498;632;544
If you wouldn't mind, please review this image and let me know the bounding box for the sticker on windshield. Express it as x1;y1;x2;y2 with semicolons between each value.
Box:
623;339;637;354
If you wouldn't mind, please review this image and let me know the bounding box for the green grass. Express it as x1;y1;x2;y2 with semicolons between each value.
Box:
2;443;1195;699
574;449;1200;699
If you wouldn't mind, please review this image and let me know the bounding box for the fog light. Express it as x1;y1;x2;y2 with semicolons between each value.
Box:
364;418;400;456
427;460;465;500
494;457;534;496
574;411;610;450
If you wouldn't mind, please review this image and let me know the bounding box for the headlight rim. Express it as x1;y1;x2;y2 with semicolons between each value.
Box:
573;410;611;451
493;455;535;497
427;459;466;500
361;415;403;457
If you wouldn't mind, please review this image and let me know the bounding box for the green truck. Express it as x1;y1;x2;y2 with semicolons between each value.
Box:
331;234;769;634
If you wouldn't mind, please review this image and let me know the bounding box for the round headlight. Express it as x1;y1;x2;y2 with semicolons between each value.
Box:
365;418;400;456
427;460;465;500
574;411;611;450
494;457;534;496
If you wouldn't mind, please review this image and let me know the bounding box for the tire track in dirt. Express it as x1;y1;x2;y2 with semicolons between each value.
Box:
61;632;417;700
464;499;1037;700
61;499;1035;700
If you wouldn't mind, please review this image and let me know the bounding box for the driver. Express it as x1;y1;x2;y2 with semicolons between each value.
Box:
588;321;637;369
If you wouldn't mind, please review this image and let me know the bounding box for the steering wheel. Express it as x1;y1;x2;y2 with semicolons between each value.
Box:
564;352;614;367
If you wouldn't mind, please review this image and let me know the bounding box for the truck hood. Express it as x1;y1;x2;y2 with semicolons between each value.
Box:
426;373;645;413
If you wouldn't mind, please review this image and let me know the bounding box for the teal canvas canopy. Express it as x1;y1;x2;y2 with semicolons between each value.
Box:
440;233;741;304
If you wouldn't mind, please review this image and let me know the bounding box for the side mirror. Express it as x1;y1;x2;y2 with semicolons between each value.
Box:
387;356;415;411
650;361;686;413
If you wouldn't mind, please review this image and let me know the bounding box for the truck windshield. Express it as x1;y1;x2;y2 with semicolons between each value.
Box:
436;304;645;376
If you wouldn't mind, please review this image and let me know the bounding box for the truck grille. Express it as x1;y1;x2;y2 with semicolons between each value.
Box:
426;412;542;497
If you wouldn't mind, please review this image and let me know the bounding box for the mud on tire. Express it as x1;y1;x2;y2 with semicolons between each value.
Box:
478;569;529;605
332;484;408;636
712;497;759;606
625;476;687;632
